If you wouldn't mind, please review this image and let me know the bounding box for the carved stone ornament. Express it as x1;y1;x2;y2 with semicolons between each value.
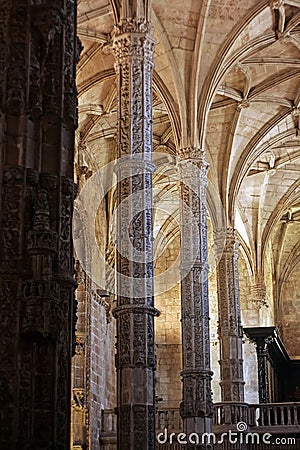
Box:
214;228;245;402
251;280;268;309
30;5;65;54
112;15;157;449
177;146;214;433
72;389;86;411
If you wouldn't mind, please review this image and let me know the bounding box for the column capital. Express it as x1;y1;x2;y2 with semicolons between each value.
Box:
177;147;209;172
250;279;268;309
177;148;209;191
112;22;155;64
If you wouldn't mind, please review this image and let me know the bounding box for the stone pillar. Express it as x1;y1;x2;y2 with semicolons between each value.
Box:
214;228;245;402
177;147;213;446
112;19;158;450
0;2;78;449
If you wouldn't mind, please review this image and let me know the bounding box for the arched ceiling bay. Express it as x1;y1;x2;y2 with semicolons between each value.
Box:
76;0;300;293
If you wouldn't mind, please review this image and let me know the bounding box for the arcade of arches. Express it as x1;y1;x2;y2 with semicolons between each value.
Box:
0;1;300;450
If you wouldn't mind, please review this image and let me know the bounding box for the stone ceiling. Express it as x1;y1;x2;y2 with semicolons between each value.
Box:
76;0;300;309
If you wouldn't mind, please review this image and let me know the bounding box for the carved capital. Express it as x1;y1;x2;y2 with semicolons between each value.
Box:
40;173;58;191
113;30;155;66
3;166;25;184
250;281;268;308
177;147;209;168
177;148;209;188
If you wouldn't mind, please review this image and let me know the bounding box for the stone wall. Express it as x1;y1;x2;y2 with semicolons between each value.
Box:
239;251;259;403
281;262;300;359
90;296;116;448
155;235;182;409
208;270;221;403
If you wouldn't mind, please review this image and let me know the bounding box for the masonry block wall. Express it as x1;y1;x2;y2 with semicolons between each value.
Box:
208;270;221;403
238;251;259;403
90;298;116;448
155;235;182;408
281;263;300;359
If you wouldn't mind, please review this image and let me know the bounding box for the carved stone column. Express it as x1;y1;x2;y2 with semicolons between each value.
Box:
112;20;158;450
214;228;245;402
0;2;78;449
177;147;213;445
